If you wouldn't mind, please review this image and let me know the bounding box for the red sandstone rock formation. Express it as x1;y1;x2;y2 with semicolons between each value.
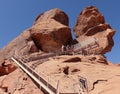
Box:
30;8;72;52
0;6;117;94
74;6;115;54
0;59;17;76
34;8;69;26
0;6;115;59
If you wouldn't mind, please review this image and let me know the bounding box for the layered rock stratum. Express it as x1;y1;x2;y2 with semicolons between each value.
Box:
0;6;118;94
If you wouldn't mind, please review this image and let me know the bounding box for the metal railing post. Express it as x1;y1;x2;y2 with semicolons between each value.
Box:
39;76;41;90
56;80;60;94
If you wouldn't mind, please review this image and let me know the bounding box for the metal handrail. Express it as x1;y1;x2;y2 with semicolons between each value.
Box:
12;56;57;94
13;49;91;94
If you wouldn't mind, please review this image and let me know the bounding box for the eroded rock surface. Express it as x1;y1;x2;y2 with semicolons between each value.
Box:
0;59;17;76
30;8;72;52
34;8;69;26
34;55;120;94
0;69;43;94
74;6;115;54
0;30;38;59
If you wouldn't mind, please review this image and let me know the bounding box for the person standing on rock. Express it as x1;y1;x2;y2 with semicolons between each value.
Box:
61;45;66;55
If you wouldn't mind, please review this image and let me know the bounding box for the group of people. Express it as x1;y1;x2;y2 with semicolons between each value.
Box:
61;45;73;54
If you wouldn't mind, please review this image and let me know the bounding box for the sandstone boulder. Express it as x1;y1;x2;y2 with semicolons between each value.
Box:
30;8;72;52
0;59;17;76
74;6;115;54
0;8;72;59
34;8;69;26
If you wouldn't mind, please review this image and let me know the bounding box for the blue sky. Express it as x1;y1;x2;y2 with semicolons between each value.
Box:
0;0;120;63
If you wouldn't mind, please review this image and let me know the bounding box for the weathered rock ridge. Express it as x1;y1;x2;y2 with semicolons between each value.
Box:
74;6;115;54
